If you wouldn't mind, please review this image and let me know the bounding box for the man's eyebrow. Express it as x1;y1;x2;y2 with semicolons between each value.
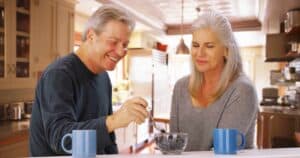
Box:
105;33;129;44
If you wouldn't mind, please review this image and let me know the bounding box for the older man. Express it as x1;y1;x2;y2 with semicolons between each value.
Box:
29;4;148;156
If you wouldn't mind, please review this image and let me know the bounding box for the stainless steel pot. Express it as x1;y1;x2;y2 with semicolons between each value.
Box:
24;101;33;118
0;103;9;120
7;102;23;120
285;8;300;33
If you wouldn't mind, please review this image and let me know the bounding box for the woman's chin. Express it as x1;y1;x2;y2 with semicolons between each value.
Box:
196;67;208;73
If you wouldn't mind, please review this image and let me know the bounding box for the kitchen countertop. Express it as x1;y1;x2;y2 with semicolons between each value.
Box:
259;106;300;116
0;119;30;147
28;147;300;158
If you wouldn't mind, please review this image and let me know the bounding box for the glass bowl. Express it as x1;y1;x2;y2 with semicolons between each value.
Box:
154;132;188;155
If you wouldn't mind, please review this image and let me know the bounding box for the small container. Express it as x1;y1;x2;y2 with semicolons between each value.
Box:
284;19;290;33
0;103;9;120
289;67;296;81
7;102;24;120
290;42;298;53
24;101;33;118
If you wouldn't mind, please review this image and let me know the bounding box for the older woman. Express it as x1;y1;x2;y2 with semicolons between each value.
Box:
170;10;258;151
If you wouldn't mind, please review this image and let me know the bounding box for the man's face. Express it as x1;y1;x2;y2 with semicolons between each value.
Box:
87;20;131;72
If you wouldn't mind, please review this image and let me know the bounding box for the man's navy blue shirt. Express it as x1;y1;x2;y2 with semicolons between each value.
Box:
29;53;118;156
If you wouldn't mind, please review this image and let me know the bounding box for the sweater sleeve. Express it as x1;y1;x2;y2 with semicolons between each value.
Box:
217;80;258;147
38;70;115;154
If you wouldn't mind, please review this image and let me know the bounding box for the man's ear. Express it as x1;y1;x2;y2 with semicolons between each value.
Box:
86;29;95;41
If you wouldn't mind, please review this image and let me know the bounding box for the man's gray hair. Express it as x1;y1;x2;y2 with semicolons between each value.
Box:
82;4;135;41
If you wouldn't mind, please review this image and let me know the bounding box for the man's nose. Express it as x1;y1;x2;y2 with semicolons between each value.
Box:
116;44;127;56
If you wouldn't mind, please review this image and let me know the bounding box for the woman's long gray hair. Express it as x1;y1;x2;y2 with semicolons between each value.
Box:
81;4;135;42
189;10;243;103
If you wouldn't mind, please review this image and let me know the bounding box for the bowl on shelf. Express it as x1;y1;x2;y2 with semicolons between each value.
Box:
154;132;188;155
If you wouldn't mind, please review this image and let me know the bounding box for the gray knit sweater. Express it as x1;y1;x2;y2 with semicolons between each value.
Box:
170;75;258;151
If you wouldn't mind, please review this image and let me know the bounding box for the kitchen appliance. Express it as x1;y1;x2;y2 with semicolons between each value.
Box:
7;102;23;120
290;42;299;54
281;95;292;106
285;8;300;33
24;101;33;118
261;88;279;106
0;103;9;120
283;65;297;81
289;59;300;81
270;70;284;85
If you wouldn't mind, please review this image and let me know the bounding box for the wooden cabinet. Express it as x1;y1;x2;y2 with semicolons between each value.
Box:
0;0;75;90
0;0;34;89
265;33;300;62
257;109;300;148
52;0;74;58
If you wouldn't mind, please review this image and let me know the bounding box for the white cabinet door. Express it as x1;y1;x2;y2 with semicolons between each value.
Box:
0;0;75;90
54;0;74;57
0;0;34;89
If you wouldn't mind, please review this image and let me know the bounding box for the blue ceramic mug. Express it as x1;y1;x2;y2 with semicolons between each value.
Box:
213;128;245;154
61;130;96;158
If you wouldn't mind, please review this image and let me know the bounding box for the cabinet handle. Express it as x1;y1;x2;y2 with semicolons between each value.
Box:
259;114;264;149
6;64;10;74
12;64;16;73
7;64;12;74
268;115;274;148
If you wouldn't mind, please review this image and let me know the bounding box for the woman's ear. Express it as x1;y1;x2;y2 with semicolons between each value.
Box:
223;47;229;62
224;47;229;58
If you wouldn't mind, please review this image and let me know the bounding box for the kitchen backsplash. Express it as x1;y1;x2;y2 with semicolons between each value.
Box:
0;88;35;104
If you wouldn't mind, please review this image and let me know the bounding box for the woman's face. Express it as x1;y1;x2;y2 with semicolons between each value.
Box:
191;28;227;74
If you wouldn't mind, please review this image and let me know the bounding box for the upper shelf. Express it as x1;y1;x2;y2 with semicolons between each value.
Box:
262;0;300;34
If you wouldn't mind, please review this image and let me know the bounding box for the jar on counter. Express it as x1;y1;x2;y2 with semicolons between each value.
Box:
0;103;9;120
289;42;300;54
24;101;33;118
7;102;24;121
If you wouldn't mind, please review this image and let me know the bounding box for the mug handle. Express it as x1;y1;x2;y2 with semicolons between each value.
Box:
61;133;72;154
238;131;246;150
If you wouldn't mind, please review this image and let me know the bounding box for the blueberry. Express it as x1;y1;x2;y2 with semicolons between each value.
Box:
156;133;187;154
175;136;185;149
168;134;173;140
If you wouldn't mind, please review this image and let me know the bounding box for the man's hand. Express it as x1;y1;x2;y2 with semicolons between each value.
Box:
106;97;149;132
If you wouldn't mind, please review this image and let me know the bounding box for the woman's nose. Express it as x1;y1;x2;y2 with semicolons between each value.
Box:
195;46;205;56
